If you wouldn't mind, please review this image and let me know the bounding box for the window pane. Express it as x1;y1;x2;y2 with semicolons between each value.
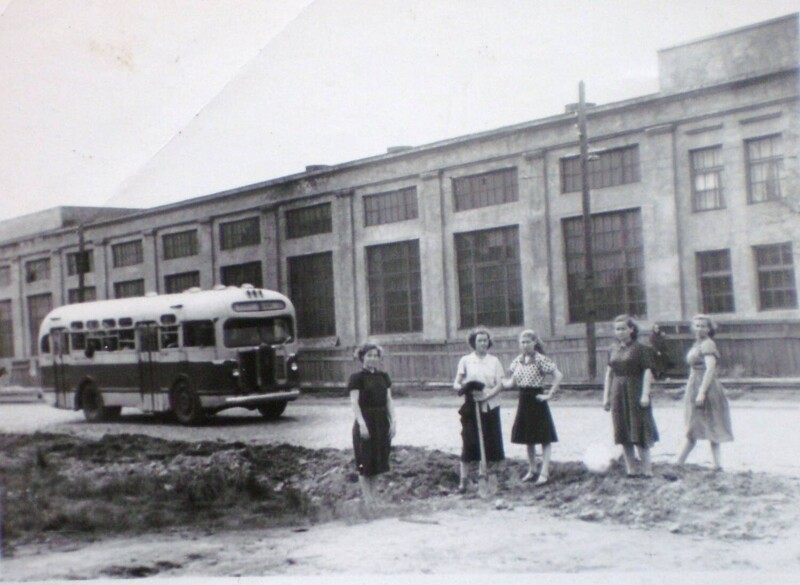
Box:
563;208;646;322
755;242;797;310
366;241;422;333
455;226;523;328
690;146;724;211
112;240;144;267
114;279;145;299
220;217;261;250
560;145;641;193
164;271;200;294
221;262;263;288
453;168;518;211
286;203;332;239
288;252;336;338
747;135;785;204
162;230;198;260
697;249;735;313
364;187;419;226
0;300;13;358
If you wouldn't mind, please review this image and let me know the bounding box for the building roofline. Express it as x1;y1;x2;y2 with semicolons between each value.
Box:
2;65;797;246
658;12;798;53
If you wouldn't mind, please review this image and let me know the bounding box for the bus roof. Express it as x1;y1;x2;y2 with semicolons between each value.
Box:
39;286;293;336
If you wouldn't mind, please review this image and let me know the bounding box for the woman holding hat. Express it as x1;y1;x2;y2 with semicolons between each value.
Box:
676;314;733;471
453;326;505;494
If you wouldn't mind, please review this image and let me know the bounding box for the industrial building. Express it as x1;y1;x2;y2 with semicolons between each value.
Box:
1;14;798;385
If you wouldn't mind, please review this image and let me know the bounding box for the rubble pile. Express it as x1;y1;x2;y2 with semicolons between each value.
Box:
1;432;796;554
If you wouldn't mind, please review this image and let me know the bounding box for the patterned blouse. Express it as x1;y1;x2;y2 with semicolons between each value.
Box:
508;352;556;387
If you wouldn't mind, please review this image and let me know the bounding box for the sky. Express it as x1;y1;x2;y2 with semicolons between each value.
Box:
0;0;798;223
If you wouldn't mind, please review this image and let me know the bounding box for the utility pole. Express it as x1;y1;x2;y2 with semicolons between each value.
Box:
578;81;597;379
77;222;86;303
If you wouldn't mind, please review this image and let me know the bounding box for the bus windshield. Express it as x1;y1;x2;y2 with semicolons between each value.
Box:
223;317;293;348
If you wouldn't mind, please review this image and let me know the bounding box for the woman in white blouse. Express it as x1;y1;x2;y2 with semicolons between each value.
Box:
453;327;506;494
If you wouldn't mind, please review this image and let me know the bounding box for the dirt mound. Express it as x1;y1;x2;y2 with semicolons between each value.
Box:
1;432;796;556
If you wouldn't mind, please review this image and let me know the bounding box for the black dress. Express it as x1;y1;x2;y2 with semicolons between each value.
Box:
348;369;392;477
508;353;559;445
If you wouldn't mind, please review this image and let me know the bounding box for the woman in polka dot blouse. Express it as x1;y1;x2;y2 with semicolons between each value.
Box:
504;329;563;485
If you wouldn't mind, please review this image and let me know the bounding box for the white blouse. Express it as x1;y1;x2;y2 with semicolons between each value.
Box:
454;352;505;411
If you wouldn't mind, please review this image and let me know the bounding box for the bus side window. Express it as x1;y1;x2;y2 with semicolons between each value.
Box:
183;320;215;347
118;329;135;350
86;337;102;355
72;332;86;352
160;326;179;349
103;334;119;352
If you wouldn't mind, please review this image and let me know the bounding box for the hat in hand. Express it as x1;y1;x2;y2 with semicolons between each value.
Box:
459;379;485;396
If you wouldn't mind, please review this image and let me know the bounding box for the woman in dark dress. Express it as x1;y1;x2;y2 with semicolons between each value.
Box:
349;342;396;507
602;315;659;477
505;329;563;485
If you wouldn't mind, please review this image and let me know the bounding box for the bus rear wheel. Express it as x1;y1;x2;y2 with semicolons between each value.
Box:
171;380;205;426
257;401;287;420
81;383;119;423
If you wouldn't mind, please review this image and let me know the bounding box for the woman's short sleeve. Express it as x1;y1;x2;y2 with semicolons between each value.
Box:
700;338;720;359
535;353;556;374
347;372;362;392
454;356;467;381
508;355;521;374
382;372;392;388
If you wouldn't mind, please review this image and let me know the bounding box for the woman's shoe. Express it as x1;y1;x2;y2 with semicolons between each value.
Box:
534;475;549;486
521;471;535;482
457;480;468;494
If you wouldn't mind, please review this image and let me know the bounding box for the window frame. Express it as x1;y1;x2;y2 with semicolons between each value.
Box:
689;145;725;212
366;240;423;334
696;249;735;314
454;225;524;329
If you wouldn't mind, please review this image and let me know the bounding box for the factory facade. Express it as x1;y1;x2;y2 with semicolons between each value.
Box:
1;14;798;383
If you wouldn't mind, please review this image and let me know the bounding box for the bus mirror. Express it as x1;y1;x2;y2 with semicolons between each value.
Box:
85;346;95;359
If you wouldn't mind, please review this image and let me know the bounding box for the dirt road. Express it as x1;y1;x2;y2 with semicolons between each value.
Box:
2;391;800;581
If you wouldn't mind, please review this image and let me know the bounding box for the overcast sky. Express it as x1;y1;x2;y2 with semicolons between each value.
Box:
0;0;797;223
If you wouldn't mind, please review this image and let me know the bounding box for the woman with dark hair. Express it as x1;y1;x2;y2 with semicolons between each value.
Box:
676;314;733;470
602;314;659;477
453;326;505;493
504;329;563;485
349;342;396;507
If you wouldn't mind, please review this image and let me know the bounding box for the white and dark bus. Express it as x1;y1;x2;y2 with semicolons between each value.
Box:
37;285;300;425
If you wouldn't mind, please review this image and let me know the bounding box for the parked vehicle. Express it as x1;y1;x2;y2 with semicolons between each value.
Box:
37;285;300;424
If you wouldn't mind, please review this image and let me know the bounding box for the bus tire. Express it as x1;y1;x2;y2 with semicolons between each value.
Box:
82;382;110;423
257;401;287;420
171;380;205;426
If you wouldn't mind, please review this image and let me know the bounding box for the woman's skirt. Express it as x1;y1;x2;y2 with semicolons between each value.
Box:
352;406;391;477
511;387;558;445
684;373;733;443
459;399;505;463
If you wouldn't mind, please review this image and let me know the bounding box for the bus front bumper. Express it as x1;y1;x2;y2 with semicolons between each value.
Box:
221;389;301;408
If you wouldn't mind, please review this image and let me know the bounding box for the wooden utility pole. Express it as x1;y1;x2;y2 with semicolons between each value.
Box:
77;223;86;303
578;81;597;379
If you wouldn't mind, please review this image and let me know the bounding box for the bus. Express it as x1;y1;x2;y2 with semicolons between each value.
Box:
37;285;301;425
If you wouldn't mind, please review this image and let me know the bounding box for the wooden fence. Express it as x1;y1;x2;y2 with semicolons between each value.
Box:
299;322;800;389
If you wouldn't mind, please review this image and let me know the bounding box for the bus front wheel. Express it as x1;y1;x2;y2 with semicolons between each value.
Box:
257;401;287;420
81;383;119;423
171;380;205;426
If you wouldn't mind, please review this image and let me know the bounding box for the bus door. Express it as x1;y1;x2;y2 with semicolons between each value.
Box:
51;328;70;408
136;322;160;410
